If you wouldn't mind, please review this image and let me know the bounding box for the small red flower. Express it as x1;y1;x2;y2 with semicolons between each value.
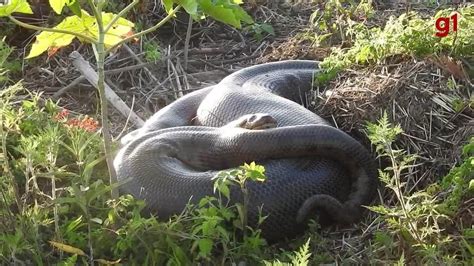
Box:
63;115;99;132
53;108;70;121
79;116;99;132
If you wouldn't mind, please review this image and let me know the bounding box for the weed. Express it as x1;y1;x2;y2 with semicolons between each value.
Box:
0;85;285;264
365;112;472;264
0;37;13;83
307;0;374;46
316;5;474;84
264;238;312;266
143;40;162;62
246;23;275;42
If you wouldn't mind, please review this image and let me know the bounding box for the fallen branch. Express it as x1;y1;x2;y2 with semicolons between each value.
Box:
69;51;145;127
52;75;85;99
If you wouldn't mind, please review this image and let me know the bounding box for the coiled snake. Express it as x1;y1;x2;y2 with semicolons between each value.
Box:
114;60;378;240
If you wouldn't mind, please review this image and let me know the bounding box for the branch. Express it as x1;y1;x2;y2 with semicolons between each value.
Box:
69;51;145;127
184;14;193;70
104;0;140;33
106;5;182;53
8;16;96;44
86;0;104;39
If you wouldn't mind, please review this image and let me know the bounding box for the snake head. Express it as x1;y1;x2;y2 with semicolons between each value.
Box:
226;113;278;130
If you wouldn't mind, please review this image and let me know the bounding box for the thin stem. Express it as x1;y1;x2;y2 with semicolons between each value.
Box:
106;5;182;53
0;123;22;213
87;0;119;199
240;178;248;238
86;212;94;266
104;0;139;33
184;14;193;70
87;0;102;25
387;145;422;244
8;16;96;44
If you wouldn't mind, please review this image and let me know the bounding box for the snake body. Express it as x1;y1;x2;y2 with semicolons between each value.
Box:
114;60;378;240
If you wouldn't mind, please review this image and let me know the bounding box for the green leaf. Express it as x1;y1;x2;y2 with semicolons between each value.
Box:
0;0;33;16
57;254;78;266
162;0;174;13
235;203;245;229
49;241;86;256
90;217;102;224
81;155;105;183
242;162;266;182
197;238;213;257
198;0;253;28
260;23;275;35
26;15;82;58
217;181;230;199
49;0;67;14
97;12;135;47
177;0;197;15
26;10;135;58
67;0;82;17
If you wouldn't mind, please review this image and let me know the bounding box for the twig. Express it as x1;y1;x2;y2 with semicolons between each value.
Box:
198;59;233;74
187;47;226;55
106;6;182;53
69;51;145;127
8;16;96;43
54;56;175;97
123;44;159;82
114;95;137;141
168;58;184;99
55;52;256;99
210;54;260;64
52;76;85;98
184;14;193;70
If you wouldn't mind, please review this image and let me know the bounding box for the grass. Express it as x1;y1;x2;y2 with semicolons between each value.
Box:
312;5;474;84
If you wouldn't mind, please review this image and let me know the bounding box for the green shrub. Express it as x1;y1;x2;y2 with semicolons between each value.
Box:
317;5;474;84
0;88;281;264
0;37;13;82
365;113;473;264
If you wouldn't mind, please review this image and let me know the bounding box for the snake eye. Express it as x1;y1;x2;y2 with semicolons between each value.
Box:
248;114;258;122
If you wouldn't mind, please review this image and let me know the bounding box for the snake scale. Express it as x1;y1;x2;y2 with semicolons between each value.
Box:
114;60;378;241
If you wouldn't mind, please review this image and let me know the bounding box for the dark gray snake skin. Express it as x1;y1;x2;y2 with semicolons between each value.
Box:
114;60;378;241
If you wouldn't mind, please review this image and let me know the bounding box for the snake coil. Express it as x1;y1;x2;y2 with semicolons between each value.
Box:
114;60;378;240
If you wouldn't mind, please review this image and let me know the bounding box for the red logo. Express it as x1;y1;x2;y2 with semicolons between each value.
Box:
435;13;459;38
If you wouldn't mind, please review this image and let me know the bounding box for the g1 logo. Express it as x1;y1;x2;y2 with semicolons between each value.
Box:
435;13;459;38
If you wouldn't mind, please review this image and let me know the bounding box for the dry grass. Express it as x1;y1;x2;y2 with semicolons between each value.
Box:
314;59;472;190
299;57;473;263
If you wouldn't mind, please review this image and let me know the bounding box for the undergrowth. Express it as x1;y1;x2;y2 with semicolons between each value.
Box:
366;113;473;264
0;74;309;264
311;5;474;84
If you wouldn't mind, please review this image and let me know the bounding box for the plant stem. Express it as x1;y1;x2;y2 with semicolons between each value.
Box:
387;145;422;244
240;180;248;238
0;125;22;213
87;0;119;199
104;0;140;33
8;16;96;43
184;14;193;70
86;212;94;266
106;5;182;53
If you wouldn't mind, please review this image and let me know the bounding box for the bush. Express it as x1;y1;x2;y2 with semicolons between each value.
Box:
316;5;474;84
